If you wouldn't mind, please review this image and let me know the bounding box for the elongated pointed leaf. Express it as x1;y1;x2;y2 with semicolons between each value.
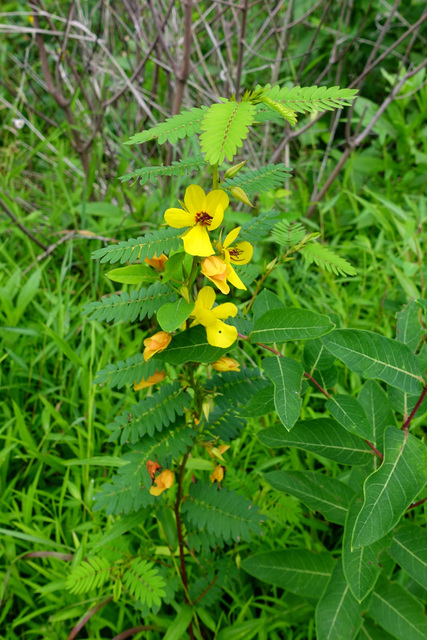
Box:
369;578;427;640
357;619;395;639
242;550;334;597
358;381;395;453
252;289;283;322
251;308;334;343
265;470;355;525
352;427;427;549
322;330;424;394
157;299;195;333
316;558;365;640
343;498;386;602
259;419;374;466
389;523;427;589
396;300;423;352
326;395;375;443
262;356;303;430
106;264;156;284
158;326;232;364
241;385;275;418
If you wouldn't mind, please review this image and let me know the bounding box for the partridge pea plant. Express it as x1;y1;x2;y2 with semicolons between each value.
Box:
74;85;427;639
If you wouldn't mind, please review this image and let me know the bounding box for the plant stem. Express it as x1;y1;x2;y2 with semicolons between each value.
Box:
406;496;427;511
212;164;219;189
402;384;427;432
174;452;194;640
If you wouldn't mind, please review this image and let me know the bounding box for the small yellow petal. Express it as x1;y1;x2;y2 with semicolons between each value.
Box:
227;265;247;290
184;185;206;215
205;190;229;217
228;241;253;265
182;225;214;257
212;302;238;320
196;308;218;327
164;208;195;228
207;205;224;231
223;227;241;249
195;286;216;310
206;321;237;348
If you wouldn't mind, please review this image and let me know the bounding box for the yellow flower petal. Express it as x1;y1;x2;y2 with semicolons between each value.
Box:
210;464;224;484
206;320;237;348
184;185;206;215
223;227;241;249
196;308;218;327
205;190;229;217
195;286;216;310
228;241;253;265
182;225;214;257
227;265;247;290
212;357;240;372
164;208;195;228
207;205;224;231
212;302;238;320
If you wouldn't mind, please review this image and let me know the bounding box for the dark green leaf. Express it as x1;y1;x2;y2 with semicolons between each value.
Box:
251;308;334;343
262;356;304;430
369;578;427;640
241;385;275;418
326;395;375;443
389;523;427;589
358;381;395;453
158;326;232;364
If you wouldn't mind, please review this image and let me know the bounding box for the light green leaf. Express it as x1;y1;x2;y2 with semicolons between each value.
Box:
322;330;424;394
158;326;232;365
352;427;427;549
251;307;334;343
162;251;186;283
106;264;155;284
265;470;355;525
326;395;375;443
369;578;427;640
200;101;255;165
302;243;357;277
43;325;83;367
258;419;374;466
343;497;386;602
262;356;304;430
241;550;335;597
157;299;195;333
316;558;365;640
163;605;194;640
358;381;395;453
389;523;427;589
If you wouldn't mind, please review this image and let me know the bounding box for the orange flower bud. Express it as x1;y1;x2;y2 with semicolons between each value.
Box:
134;370;166;390
143;331;172;362
144;253;168;271
146;460;162;480
212;357;240;372
201;256;231;295
210;464;224;484
149;469;175;496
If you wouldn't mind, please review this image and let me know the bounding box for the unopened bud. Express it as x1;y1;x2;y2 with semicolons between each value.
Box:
179;286;190;303
224;160;247;180
230;186;254;208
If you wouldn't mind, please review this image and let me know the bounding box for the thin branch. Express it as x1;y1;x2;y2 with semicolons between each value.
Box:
0;195;48;250
402;385;427;431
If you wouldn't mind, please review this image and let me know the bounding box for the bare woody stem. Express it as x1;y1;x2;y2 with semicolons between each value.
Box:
174;452;194;640
238;334;383;460
402;385;427;432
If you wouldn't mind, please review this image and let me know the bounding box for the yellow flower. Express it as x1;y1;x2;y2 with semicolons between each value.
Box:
212;356;240;372
210;465;225;484
134;370;166;390
143;331;171;362
190;286;237;348
200;256;232;295
149;469;175;496
144;253;168;271
164;185;229;257
216;227;253;290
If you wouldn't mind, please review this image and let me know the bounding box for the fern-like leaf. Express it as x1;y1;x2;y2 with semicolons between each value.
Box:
93;473;155;516
94;355;163;389
182;483;264;543
222;164;292;195
238;210;281;243
200;101;256;165
119;155;207;184
271;219;307;249
301;243;357;277
184;525;225;553
108;382;191;444
126;107;207;145
122;558;166;608
205;368;268;409
204;404;246;441
258;96;298;125
82;282;176;324
66;557;111;594
257;84;358;114
91;228;182;265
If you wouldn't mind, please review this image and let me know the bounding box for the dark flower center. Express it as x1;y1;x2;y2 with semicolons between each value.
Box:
195;211;213;226
229;247;244;262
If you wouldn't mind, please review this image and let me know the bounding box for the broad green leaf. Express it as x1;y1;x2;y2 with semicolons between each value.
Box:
352;427;427;549
396;300;423;352
162;251;186;284
262;356;303;430
265;470;355;525
322;330;424;395
105;264;155;284
251;307;334;343
343;497;386;602
252;289;283;322
358;381;395;452
357;619;395;639
241;385;274;418
157;299;195;333
259;419;374;466
241;550;334;597
158;326;232;364
316;558;365;640
389;523;427;589
326;395;375;443
303;337;336;370
369;578;427;640
163;605;193;640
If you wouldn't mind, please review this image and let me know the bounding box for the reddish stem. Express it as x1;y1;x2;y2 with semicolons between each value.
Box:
406;496;427;511
402;385;427;431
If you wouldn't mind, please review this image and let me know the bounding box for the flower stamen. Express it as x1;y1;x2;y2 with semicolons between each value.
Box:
195;211;213;226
